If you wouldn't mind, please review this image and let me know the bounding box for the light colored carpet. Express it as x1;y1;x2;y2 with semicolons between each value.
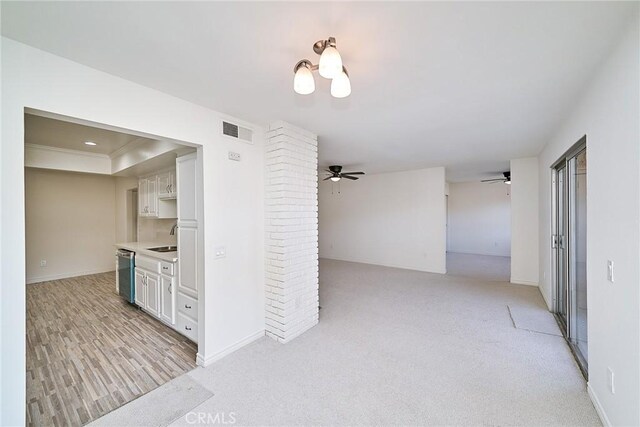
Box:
508;304;563;336
447;252;511;282
96;259;600;426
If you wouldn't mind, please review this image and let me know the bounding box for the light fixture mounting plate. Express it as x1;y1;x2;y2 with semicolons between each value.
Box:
313;37;336;55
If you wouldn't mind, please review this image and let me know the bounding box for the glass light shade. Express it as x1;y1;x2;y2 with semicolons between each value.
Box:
331;70;351;98
330;176;341;182
294;65;315;95
319;46;342;79
505;180;511;185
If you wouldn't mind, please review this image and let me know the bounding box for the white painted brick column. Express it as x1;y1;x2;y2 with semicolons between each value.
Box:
265;121;319;343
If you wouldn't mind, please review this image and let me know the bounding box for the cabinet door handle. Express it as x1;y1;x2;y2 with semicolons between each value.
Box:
166;184;170;193
185;326;192;331
185;304;192;309
168;283;172;294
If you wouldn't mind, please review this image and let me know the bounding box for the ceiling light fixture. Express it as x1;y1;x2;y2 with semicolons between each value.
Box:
84;141;97;146
294;37;350;98
330;176;341;182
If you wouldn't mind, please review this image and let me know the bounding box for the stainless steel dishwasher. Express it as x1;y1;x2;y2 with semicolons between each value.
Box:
116;249;135;303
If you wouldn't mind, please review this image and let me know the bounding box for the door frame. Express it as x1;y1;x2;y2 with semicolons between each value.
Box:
551;135;587;376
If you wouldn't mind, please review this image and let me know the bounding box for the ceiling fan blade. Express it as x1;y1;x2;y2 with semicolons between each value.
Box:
481;178;503;182
342;172;365;175
323;176;333;181
341;175;358;180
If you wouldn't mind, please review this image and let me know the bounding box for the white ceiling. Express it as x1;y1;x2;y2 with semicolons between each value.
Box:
25;114;153;156
3;2;635;181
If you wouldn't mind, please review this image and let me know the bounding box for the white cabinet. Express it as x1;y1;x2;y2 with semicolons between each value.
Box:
176;152;199;343
160;274;175;325
145;272;160;317
136;254;177;328
177;157;197;225
147;179;158;216
134;266;160;316
157;170;177;199
177;227;198;298
134;268;146;307
139;174;176;219
138;177;158;217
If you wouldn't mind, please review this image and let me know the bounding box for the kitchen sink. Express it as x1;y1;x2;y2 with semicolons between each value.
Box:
147;245;177;253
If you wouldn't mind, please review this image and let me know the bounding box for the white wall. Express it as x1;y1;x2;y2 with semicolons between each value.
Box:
538;15;639;426
447;181;511;257
25;168;116;283
115;176;138;243
319;167;446;273
510;157;539;286
1;38;266;425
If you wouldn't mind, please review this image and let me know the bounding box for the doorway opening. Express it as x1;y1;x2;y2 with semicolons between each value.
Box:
552;136;588;375
23;109;204;425
446;180;511;282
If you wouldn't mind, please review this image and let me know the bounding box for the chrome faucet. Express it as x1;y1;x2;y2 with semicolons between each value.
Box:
170;222;178;236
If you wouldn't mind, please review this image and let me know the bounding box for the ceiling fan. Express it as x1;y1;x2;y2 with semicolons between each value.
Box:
323;165;365;182
481;171;511;185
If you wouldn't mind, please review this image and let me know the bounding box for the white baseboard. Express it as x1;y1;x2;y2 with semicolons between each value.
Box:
27;268;115;284
587;382;611;427
510;278;539;287
538;285;552;309
196;329;265;367
320;257;446;275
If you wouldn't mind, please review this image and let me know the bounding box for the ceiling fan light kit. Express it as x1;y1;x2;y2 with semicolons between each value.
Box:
323;165;365;182
481;171;511;185
294;37;351;98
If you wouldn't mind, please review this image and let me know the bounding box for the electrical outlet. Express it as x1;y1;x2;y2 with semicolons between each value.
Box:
40;260;47;267
608;367;615;394
228;151;241;162
607;260;614;282
214;246;226;259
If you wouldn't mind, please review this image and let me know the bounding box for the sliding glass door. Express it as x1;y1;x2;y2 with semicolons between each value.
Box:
555;164;568;331
553;138;587;373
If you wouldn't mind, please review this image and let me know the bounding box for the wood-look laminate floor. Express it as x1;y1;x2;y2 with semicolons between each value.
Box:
26;272;197;426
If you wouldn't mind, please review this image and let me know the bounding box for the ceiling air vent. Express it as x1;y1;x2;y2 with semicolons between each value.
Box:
222;121;253;143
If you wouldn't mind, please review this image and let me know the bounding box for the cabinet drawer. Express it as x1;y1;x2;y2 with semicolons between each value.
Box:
160;261;175;276
136;255;161;273
177;292;198;320
176;312;198;342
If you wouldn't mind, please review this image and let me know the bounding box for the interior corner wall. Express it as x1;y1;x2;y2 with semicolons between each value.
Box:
510;157;539;286
25;168;116;283
115;176;138;243
447;181;511;257
1;37;265;425
537;13;639;426
319;167;446;274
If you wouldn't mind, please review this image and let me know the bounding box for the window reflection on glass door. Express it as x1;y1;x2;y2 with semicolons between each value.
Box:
570;150;587;365
555;165;568;331
553;138;587;373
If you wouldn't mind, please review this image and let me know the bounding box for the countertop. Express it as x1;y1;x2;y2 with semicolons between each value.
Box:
115;241;178;262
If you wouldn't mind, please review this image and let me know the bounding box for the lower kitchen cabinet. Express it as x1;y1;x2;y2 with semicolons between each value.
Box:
160;274;175;325
134;268;146;307
145;272;160;317
134;255;189;338
134;267;160;317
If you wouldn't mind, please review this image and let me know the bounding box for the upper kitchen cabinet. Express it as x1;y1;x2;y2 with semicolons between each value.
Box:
139;173;177;219
157;170;177;199
138;177;157;216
